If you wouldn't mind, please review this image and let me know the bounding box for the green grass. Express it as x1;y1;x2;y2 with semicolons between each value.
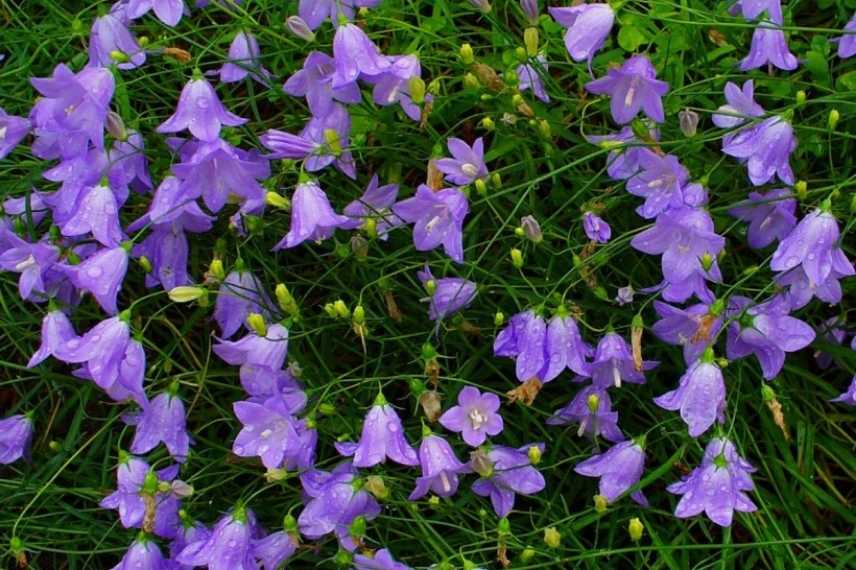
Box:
1;0;855;568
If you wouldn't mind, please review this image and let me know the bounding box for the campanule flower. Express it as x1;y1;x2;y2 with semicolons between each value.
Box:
575;439;647;505
439;386;503;447
435;137;489;186
587;332;655;389
89;12;146;70
253;527;299;570
470;443;546;517
654;352;726;437
100;457;182;538
176;508;256;568
728;188;797;249
730;0;783;23
217;31;271;85
213;268;272;338
549;3;615;63
625;153;690;219
341;175;403;238
517;56;550;103
740;23;798;71
547;385;624;442
722;115;796;186
298;0;380;30
335;392;419;467
831;376;856;406
273;180;349;250
409;432;471;499
284;51;361;117
392;184;469;263
353;548;411;570
127;0;186;27
127;392;191;461
652;301;722;365
582;212;611;243
59;182;125;247
64;246;129;315
214;323;289;371
770;207;853;287
586;126;660;180
711;80;764;135
366;54;425;121
585;55;669;124
837;12;856;58
0;234;60;301
0;414;33;464
157;77;247;142
111;538;172;570
27;310;79;367
0;107;30;159
232;399;301;469
331;23;390;88
416;266;477;321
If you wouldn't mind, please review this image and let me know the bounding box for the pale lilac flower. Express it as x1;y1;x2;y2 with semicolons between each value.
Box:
213;268;272;338
416;266;477;321
712;80;764;133
0;414;33;464
435;137;488;186
615;285;634;305
332;23;390;88
549;3;615;63
626;153;690;219
341;174;403;238
353;549;411;570
27;310;79;367
100;457;182;539
0;234;60;301
111;539;172;570
253;529;298;570
547;385;623;442
585;55;669;124
335;392;419;467
837;12;856;58
127;392;191;461
218;31;271;85
59;183;125;247
588;332;655;389
273;180;349;250
283;51;361;117
586;126;659;180
232;399;301;469
729;188;797;249
740;23;798;71
177;508;256;568
517;56;550;103
575;439;647;504
470;443;545;517
770;207;853;287
667;437;757;527
157;78;247;142
654;356;726;437
831;376;856;406
520;0;539;24
775;260;853;310
214;323;289;370
64;246;129;315
367;54;425;121
730;0;783;23
110;131;154;193
439;386;503;447
127;0;186;26
409;433;471;499
726;295;815;379
582;211;611;243
652;301;722;365
679;108;700;137
722;115;796;186
286;16;316;41
89;12;146;70
298;0;380;30
0;108;31;159
393;184;469;263
133;224;192;291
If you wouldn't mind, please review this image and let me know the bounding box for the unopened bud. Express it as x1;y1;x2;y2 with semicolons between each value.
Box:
463;72;480;89
246;313;267;336
497;517;511;535
470;448;494;477
138;255;153;273
353;305;365;325
266;191;290;209
537;119;551;139
795;90;807;106
171;480;194;498
527;445;542;465
494;311;505;326
323;302;337;318
521;547;536;562
586;393;600;413
49;440;61;451
460;43;475;65
594;494;608;512
700;252;714;271
510;248;524;269
480;116;495;131
425;279;437;295
524;27;539;56
350;235;369;260
520;0;539;24
323;129;342;155
365;475;389;500
679;108;699;137
110;50;129;63
419;390;442;422
519;215;542;243
334;550;353;566
544;526;561;548
286;16;316;42
275;283;296;313
334;299;350;319
208;259;225;281
491;172;502;188
474;178;487;194
106;111;127;140
794;180;807;200
628;517;644;541
409;76;426;105
169;286;206;303
828;109;840;130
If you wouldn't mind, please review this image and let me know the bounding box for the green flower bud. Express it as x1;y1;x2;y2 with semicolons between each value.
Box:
510;248;524;269
480;116;495;131
544;526;561;548
524;27;539;56
138;255;153;273
497;517;511;536
494;311;505;327
266;191;290;209
169;286;207;304
353;305;365;325
409;76;426;105
460;43;475;65
463;72;480;90
794;180;807;200
246;313;267;336
628;517;644;541
528;445;542;465
521;547;536;562
795;90;807;106
491;172;502;188
594;494;608;512
208;259;225;281
514;46;528;63
334;299;350;319
365;475;389;500
349;515;366;538
475;178;488;195
324;302;338;318
828;109;840;130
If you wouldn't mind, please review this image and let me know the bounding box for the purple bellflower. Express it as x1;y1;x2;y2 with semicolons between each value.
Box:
547;385;624;442
176;507;257;569
587;332;655;389
252;527;299;570
217;31;271;85
353;548;411;570
232;399;301;470
331;23;390;88
0;414;33;464
273;179;349;250
549;3;614;63
213;268;272;338
367;54;425;121
586;125;659;180
59;182;125;247
111;538;172;570
582;211;611;243
127;0;186;27
585;55;669;124
416;266;477;321
740;23;798;71
342;175;403;238
712;80;764;136
832;376;856;406
626;153;690;219
438;386;503;447
730;0;783;23
283;51;362;118
575;438;647;505
157;77;247;142
0;107;31;159
393;184;469;263
298;0;380;30
28;310;79;367
89;12;146;70
654;351;726;437
127;391;191;462
722;115;796;186
470;443;546;517
435;137;489;186
110;131;154;193
517;56;550;103
726;295;815;380
0;234;60;301
667;437;757;527
213;323;289;370
837;12;856;58
409;432;471;500
335;391;419;467
652;300;723;365
775;258;854;310
729;188;797;249
64;246;129;315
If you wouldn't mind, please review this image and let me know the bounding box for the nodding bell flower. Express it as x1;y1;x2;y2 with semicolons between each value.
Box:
157;77;247;142
547;385;624;442
409;431;471;500
335;391;419;468
575;438;647;505
0;414;34;464
470;443;546;517
585;55;669;125
654;349;726;438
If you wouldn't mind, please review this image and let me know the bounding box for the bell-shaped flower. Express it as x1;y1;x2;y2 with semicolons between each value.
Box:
729;188;796;249
213;268;272;338
28;310;80;367
712;80;764;134
652;300;722;365
89;12;146;70
217;31;271;85
59;182;125;247
470;443;546;517
582;211;611;243
409;432;471;500
335;391;419;467
831;375;856;406
176;507;257;569
353;549;411;570
252;528;299;570
588;332;655;389
586;125;660;180
625;153;690;219
283;51;361;117
127;0;186;27
0;233;60;301
654;351;726;437
64;246;129;315
575;438;647;505
157;77;247;142
0;107;31;159
0;414;34;464
585;55;669;124
435;137;489;186
367;54;425;121
111;538;172;570
298;0;362;30
722;115;796;186
127;391;191;462
214;323;289;370
729;0;783;23
331;23;390;88
341;175;403;238
547;385;624;442
416;266;477;321
393;184;469;263
232;399;301;470
549;3;614;63
273;180;349;250
517;56;550;103
439;386;503;447
740;22;798;71
837;12;856;58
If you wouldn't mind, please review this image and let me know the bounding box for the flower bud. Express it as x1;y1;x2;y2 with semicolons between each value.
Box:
323;129;342;155
828;109;840;130
350;234;369;261
510;248;524;269
424;279;437;295
470;448;494;477
521;547;536;562
106;111;127;140
594;494;608;512
463;72;480;89
678;108;699;137
409;76;426;105
334;299;350;319
275;283;297;314
524;27;539;56
460;43;475;65
168;286;207;303
49;440;61;451
527;445;542;465
349;515;367;539
421;342;437;361
334;550;353;566
518;214;543;243
628;517;644;541
286;16;315;41
491;172;502;188
586;393;600;413
497;517;511;536
266;191;290;209
324;302;337;318
536;119;551;139
110;50;129;63
353;305;365;325
171;480;194;498
163;47;192;63
138;255;153;273
520;0;539;23
208;259;225;281
480;116;495;131
494;311;505;326
700;252;714;271
515;226;525;237
794;180;807;201
543;526;561;548
365;475;389;500
469;0;492;14
474;178;488;195
419;390;442;422
246;313;267;336
795;90;807;106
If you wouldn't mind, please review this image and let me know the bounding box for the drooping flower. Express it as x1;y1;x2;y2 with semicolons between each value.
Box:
366;54;425;121
615;285;635;305
27;310;79;367
111;538;173;570
470;443;546;517
0;414;33;464
586;126;660;180
721;115;796;186
625;153;690;219
341;175;403;238
516;56;550;103
729;188;797;249
585;55;669;124
729;0;783;23
127;0;186;27
836;12;856;58
547;385;624;442
409;432;471;500
283;51;361;117
831;376;856;406
176;507;256;568
63;246;129;315
435;137;489;186
213;268;272;339
652;300;723;365
548;3;615;63
331;23;390;88
59;182;125;247
232;399;301;470
416;266;477;321
740;23;798;71
252;527;299;570
770;206;853;288
439;386;503;447
774;260;853;310
582;211;611;243
726;295;815;380
214;323;289;371
0;108;31;159
654;352;726;437
575;438;647;505
353;548;411;570
711;80;764;134
127;391;191;462
0;233;60;301
335;392;419;467
157;77;247;142
89;12;146;70
667;437;757;527
298;0;380;30
217;31;271;85
587;332;655;389
272;179;349;250
392;184;469;263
